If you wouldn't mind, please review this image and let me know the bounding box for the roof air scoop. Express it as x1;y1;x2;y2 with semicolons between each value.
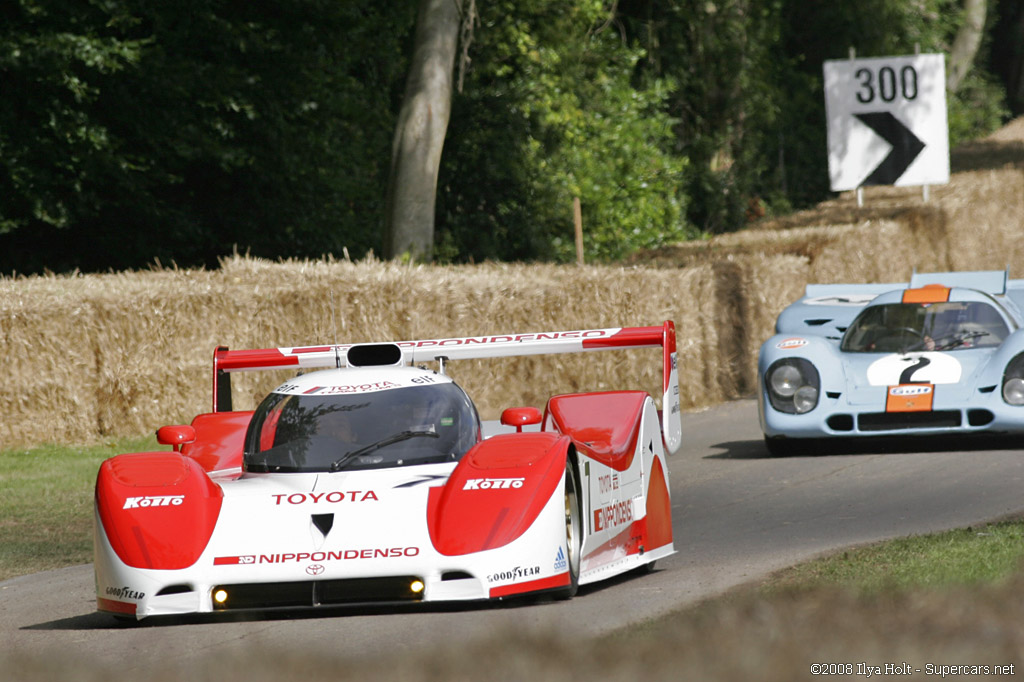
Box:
346;343;405;368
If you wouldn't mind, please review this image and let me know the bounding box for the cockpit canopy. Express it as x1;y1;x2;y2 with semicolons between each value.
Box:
243;378;480;473
841;300;1010;353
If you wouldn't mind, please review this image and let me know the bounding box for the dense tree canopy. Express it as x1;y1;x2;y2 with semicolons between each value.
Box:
0;0;1016;274
0;0;414;273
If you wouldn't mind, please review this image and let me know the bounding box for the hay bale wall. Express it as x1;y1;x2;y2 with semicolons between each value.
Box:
4;125;1024;449
0;261;714;447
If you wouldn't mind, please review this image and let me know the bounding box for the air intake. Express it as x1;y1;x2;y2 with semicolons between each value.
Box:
346;343;404;367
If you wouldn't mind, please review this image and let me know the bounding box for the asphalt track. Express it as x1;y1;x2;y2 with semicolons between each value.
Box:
4;398;1024;669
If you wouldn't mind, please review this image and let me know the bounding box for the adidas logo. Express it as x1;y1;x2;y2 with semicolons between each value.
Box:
554;546;567;571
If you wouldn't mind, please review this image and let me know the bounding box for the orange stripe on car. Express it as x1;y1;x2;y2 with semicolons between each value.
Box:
902;284;950;304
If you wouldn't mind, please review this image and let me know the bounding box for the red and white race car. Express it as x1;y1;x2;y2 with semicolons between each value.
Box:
94;323;680;620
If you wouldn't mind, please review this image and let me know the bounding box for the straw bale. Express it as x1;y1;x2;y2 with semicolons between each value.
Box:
936;167;1024;271
0;257;722;447
729;254;810;385
1;297;98;445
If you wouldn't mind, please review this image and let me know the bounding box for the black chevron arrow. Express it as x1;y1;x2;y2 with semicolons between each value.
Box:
854;111;925;186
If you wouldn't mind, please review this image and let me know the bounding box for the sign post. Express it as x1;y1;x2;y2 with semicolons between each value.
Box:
823;53;949;194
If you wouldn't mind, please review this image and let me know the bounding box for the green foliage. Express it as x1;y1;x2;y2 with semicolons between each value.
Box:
624;0;1011;234
948;70;1010;146
436;0;692;263
620;0;788;232
772;0;1009;207
0;1;147;236
0;1;415;273
0;0;1016;271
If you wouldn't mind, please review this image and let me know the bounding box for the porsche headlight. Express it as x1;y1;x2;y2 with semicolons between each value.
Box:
766;358;820;414
769;363;803;397
793;385;820;414
1003;353;1024;406
1003;379;1024;406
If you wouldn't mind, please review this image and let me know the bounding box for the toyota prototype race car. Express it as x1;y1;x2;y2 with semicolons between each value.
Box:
758;269;1024;456
94;322;681;620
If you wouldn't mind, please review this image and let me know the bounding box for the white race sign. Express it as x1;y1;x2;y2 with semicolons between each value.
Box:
823;54;949;192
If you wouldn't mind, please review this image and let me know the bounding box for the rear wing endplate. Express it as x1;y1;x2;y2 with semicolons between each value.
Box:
212;322;682;454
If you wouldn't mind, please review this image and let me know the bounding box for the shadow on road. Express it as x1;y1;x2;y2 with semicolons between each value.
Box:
705;434;1024;460
23;599;497;631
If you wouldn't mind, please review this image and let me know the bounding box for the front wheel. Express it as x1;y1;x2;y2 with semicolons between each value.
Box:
557;462;582;599
764;436;826;457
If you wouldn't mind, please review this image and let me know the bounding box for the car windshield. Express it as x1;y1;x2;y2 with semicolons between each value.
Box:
840;301;1009;353
243;382;480;473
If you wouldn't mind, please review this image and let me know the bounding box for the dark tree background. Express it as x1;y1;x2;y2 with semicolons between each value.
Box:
0;0;1015;274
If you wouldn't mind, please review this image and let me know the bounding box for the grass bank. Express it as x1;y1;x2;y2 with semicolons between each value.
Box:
0;435;155;581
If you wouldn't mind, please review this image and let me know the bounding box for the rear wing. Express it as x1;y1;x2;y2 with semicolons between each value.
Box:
212;322;681;454
778;270;1023;339
776;282;903;338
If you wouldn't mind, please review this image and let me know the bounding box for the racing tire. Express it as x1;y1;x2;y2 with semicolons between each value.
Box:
635;559;657;575
764;436;791;457
556;462;582;599
764;436;824;457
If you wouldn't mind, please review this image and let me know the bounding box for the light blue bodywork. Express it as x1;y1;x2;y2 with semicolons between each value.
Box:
757;270;1024;453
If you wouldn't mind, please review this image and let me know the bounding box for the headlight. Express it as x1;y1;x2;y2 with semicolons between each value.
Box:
766;358;820;414
793;385;819;413
1003;379;1024;406
769;364;803;397
1003;353;1024;406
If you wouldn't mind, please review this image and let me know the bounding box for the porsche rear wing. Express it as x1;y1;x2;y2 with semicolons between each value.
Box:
778;270;1024;339
211;322;681;454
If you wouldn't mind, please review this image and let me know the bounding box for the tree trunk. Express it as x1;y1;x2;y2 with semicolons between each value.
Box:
946;0;987;93
383;0;463;261
1007;8;1024;114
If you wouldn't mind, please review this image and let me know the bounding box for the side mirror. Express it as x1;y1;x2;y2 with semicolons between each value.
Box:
156;425;197;453
500;407;542;433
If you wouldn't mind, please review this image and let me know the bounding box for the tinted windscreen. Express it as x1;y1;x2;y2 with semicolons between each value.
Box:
243;383;479;473
841;301;1009;353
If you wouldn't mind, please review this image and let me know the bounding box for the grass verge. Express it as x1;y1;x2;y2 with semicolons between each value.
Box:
760;522;1024;595
596;522;1024;679
0;435;156;582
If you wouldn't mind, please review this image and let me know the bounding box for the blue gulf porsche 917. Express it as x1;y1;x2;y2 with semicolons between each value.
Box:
758;270;1024;455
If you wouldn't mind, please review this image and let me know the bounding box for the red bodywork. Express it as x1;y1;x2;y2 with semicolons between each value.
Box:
546;391;647;471
180;411;253;473
95;453;223;570
427;432;570;556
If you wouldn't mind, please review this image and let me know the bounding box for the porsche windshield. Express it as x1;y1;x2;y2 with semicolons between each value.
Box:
243;383;480;473
840;300;1009;353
